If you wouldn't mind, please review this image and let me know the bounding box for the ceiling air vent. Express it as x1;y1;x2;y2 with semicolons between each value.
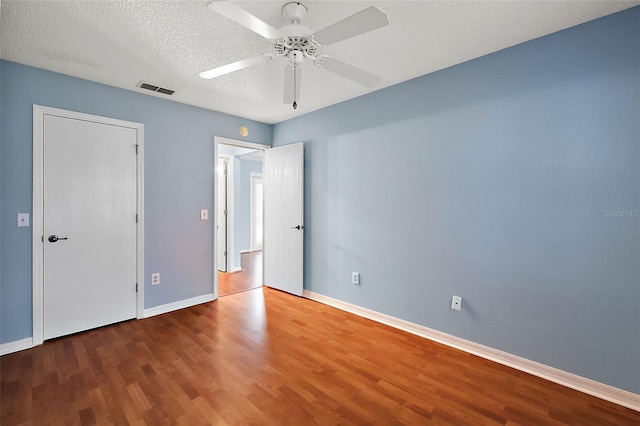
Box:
156;87;175;95
137;82;174;96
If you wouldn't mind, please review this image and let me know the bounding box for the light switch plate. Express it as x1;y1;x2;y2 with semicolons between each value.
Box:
201;209;209;220
17;213;29;227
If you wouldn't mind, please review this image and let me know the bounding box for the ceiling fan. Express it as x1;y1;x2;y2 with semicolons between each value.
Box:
199;1;390;109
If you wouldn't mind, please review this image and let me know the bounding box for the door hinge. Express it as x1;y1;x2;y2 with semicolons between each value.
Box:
224;250;228;257
135;144;139;154
136;214;138;223
136;282;138;293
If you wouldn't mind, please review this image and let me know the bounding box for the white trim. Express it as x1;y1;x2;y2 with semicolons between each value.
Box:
143;293;214;318
213;136;269;299
215;136;270;151
32;105;145;345
32;107;45;345
0;338;34;356
249;172;263;252
303;290;640;412
231;266;242;273
136;128;145;319
218;154;235;274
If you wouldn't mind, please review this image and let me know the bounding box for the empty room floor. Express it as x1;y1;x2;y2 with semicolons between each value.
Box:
2;287;638;425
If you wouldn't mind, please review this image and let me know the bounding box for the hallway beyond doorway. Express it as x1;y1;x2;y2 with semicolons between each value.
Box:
218;251;262;297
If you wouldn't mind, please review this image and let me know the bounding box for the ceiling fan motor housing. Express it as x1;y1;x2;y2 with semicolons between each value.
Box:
275;36;316;60
276;2;317;64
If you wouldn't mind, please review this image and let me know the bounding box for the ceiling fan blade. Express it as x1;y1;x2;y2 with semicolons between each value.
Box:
318;57;381;87
199;54;268;79
283;66;302;104
312;6;389;46
208;1;284;40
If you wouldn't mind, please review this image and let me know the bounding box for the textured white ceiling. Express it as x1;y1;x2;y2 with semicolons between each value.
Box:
1;0;638;124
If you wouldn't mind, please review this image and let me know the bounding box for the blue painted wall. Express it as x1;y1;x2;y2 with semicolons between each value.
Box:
273;8;640;393
0;61;271;343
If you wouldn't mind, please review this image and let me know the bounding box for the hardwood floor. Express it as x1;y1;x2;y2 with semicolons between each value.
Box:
2;287;638;425
218;251;262;297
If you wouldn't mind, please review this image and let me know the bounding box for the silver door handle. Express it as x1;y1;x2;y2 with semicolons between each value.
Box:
48;235;69;243
291;225;303;230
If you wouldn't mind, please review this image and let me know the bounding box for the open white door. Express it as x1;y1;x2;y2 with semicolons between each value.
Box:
263;143;304;296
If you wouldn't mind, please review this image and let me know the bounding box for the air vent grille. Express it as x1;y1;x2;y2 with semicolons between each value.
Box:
138;81;174;96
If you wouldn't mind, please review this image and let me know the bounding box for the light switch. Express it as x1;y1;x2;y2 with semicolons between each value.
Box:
17;213;29;227
201;209;209;220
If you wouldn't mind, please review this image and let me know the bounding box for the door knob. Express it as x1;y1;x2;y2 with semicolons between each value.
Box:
291;225;303;230
48;235;68;243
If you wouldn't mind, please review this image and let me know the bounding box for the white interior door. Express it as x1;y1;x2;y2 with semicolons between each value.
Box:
263;143;304;296
43;115;138;340
217;157;228;272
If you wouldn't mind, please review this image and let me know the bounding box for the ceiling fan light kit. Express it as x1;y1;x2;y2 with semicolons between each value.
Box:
201;1;389;110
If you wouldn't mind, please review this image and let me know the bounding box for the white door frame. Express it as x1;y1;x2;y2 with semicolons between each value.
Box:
214;136;268;298
249;172;263;252
32;105;145;346
217;154;233;273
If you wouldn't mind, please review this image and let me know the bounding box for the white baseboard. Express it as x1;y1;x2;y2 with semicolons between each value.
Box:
3;294;216;354
143;293;215;318
0;337;34;356
231;267;242;273
303;290;640;412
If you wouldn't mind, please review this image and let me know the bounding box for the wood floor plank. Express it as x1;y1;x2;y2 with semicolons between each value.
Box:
2;286;639;425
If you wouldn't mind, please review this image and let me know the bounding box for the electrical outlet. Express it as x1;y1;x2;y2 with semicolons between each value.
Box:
352;272;360;285
201;209;208;220
151;273;160;285
451;295;462;311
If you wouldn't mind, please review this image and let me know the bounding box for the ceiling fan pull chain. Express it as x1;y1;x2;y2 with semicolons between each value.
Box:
293;65;298;110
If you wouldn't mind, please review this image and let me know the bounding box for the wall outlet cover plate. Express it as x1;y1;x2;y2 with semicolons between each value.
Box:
451;296;462;311
17;213;30;227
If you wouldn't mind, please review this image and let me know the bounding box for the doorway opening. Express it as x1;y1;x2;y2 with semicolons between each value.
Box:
215;137;266;298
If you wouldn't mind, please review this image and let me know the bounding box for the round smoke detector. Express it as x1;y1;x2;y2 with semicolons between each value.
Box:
282;2;308;24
